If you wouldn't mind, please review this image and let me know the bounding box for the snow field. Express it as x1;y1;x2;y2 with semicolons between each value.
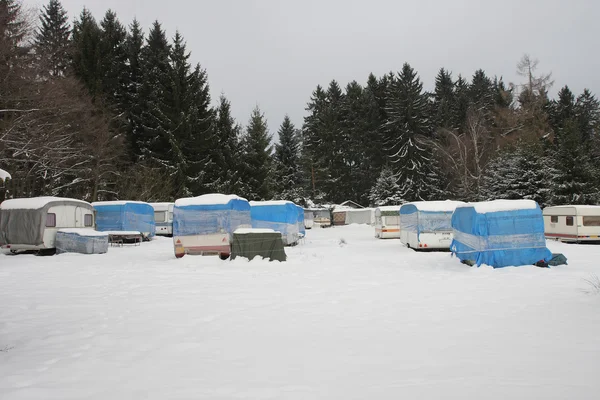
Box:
1;225;599;399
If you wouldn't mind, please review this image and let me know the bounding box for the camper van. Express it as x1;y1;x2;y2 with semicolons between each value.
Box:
374;206;401;239
150;202;174;236
0;197;95;254
543;205;600;242
400;201;464;250
173;194;251;259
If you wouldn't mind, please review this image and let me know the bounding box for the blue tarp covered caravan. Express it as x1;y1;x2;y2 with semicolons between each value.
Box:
173;194;251;237
400;200;464;235
92;201;155;238
250;201;302;245
400;200;464;249
450;200;552;268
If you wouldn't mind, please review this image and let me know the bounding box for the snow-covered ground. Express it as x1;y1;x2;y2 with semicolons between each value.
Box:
1;225;599;399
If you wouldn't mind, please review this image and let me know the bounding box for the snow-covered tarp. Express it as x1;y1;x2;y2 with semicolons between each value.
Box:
173;194;251;237
345;208;375;225
93;201;155;238
56;229;108;255
400;201;465;234
250;201;301;245
0;198;95;246
451;200;552;268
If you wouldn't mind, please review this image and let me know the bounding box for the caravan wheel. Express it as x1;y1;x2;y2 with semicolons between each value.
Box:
219;253;230;260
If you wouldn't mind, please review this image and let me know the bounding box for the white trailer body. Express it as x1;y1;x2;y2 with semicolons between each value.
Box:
399;201;465;250
151;202;174;236
374;206;401;239
543;205;600;242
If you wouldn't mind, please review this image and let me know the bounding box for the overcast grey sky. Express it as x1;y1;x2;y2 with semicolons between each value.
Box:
46;0;600;133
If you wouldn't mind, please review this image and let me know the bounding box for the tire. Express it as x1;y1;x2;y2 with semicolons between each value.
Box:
219;253;230;261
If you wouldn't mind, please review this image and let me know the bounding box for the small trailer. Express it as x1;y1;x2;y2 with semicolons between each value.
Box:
250;200;302;246
0;197;95;254
374;205;401;239
543;205;600;242
173;194;251;259
92;201;155;240
400;200;464;250
150;202;174;236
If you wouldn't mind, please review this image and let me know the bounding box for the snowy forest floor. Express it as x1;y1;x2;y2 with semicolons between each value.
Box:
1;225;599;399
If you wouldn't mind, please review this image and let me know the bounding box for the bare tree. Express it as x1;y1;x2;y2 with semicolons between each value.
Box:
431;108;496;200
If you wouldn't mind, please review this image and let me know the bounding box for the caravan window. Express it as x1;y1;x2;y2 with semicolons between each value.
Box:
84;214;93;227
583;216;600;226
550;216;558;223
566;216;574;226
46;213;56;227
154;211;166;223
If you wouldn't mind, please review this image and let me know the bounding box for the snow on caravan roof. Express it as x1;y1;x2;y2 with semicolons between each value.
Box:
377;205;401;212
0;168;10;181
175;194;247;207
92;201;150;206
1;197;91;210
404;200;465;212
457;199;539;214
249;200;294;206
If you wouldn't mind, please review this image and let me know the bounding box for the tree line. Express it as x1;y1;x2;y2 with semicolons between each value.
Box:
1;0;599;207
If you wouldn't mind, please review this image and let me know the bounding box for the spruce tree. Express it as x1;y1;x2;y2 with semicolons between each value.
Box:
136;21;172;168
432;68;455;129
368;167;403;206
98;10;128;109
239;107;273;200
383;63;440;202
214;95;243;194
273;115;303;201
72;8;101;97
452;74;470;130
183;63;216;196
123;19;144;158
302;85;327;200
469;69;495;113
35;0;70;77
575;89;600;143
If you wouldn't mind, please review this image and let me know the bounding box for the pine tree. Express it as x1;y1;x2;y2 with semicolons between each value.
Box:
239;107;273;200
302;85;327;199
383;63;441;202
273;115;303;201
72;8;101;97
452;74;470;130
368;167;403;206
35;0;70;77
98;10;128;109
469;69;495;113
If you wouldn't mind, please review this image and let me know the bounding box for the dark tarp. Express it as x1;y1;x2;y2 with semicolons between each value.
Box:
231;231;287;262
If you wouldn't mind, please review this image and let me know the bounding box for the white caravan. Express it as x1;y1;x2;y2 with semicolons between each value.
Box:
151;202;174;236
400;200;464;250
543;205;600;242
374;206;401;239
0;197;95;254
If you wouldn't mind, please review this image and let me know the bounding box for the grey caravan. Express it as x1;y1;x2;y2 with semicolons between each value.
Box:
0;197;95;254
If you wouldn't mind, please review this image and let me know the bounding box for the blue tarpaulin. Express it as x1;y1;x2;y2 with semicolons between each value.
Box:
450;201;552;268
250;201;301;245
173;196;251;237
93;201;155;237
